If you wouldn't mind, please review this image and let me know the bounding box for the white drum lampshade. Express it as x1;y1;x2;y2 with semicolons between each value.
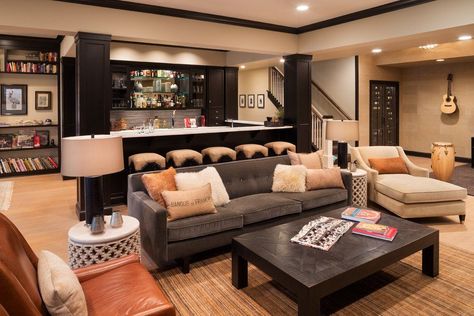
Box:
325;120;359;142
61;135;124;177
325;120;359;169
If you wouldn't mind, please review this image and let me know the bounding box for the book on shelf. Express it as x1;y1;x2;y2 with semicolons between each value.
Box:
0;157;58;175
342;207;381;224
352;222;398;241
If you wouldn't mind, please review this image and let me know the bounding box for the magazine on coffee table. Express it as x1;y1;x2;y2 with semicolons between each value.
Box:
291;216;353;251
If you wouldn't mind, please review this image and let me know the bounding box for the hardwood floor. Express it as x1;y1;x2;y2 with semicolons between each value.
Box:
1;156;473;264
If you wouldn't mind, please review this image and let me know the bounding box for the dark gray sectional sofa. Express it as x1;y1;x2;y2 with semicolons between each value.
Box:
128;155;352;271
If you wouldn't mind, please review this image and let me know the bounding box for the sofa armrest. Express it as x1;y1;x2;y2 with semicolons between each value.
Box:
340;170;352;205
128;191;169;266
397;147;429;177
74;254;140;282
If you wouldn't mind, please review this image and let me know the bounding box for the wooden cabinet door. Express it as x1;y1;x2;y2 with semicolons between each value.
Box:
207;68;225;126
370;81;399;146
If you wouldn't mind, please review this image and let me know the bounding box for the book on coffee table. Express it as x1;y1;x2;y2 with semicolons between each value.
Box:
352;222;398;241
342;207;381;224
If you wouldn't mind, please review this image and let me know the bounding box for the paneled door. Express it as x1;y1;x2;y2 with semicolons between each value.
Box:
370;81;399;146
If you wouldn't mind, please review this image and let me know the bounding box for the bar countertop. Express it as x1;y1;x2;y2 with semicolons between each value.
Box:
110;125;293;138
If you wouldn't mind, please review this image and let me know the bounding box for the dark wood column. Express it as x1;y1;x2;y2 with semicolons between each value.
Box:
283;54;312;152
75;32;111;135
74;32;112;220
225;67;239;120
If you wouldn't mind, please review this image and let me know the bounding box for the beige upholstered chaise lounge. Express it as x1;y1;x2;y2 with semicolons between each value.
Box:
351;146;467;223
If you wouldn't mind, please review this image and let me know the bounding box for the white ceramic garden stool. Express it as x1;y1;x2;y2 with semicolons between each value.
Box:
68;215;141;269
350;169;368;207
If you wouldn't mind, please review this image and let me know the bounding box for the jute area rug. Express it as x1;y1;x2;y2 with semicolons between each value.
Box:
0;181;13;211
154;243;474;315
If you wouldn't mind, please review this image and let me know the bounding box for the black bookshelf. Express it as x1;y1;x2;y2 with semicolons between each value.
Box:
0;168;59;178
0;145;58;152
0;124;58;129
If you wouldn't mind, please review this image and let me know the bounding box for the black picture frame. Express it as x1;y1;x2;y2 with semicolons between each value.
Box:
257;94;265;109
239;94;246;108
36;130;50;146
248;94;255;108
1;84;27;115
35;91;52;110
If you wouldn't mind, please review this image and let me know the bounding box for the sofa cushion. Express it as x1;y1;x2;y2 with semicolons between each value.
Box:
273;189;348;211
167;208;243;242
375;174;467;204
219;193;301;225
369;157;409;174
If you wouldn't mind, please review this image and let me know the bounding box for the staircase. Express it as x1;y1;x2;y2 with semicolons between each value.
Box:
266;66;351;149
267;66;284;111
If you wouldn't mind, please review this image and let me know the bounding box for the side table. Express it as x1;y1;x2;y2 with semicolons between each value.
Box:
350;168;368;207
68;215;141;269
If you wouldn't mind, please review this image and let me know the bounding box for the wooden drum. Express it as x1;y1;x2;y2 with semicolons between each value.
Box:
431;142;455;182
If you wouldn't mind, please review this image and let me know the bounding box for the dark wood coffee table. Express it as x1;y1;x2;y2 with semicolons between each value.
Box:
232;207;439;316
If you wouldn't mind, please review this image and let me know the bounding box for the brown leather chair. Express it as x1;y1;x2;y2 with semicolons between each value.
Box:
0;213;175;316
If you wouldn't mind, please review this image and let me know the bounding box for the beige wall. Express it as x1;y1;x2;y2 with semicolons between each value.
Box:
358;54;401;146
400;62;474;158
312;57;356;118
110;42;227;66
238;67;278;122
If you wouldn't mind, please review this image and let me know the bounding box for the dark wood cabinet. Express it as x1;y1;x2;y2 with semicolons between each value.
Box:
225;67;238;120
370;81;399;146
207;68;225;126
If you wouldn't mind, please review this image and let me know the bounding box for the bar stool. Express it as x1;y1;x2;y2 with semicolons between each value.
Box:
235;144;268;160
264;141;296;156
166;149;203;168
201;147;236;164
128;153;166;173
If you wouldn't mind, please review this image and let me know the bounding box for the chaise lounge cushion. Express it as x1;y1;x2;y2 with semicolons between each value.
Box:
375;174;467;204
219;193;301;225
167;209;243;242
274;189;348;211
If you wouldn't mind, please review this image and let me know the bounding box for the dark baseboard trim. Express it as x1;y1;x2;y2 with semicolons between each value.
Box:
57;0;433;35
405;150;472;163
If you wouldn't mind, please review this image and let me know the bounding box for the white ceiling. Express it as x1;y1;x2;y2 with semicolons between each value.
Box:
122;0;396;28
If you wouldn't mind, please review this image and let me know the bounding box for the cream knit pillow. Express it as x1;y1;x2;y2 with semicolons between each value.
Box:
272;164;307;193
37;250;88;316
175;167;230;206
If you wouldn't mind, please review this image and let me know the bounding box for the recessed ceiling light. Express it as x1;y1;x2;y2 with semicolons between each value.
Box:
436;59;445;62
419;43;438;49
458;35;472;41
371;48;382;54
279;58;285;63
240;65;246;69
296;4;309;11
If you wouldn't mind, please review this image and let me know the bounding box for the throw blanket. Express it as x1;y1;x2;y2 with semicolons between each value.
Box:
291;216;353;251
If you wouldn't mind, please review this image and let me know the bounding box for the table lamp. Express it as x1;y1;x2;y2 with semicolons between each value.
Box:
325;120;359;169
61;135;124;225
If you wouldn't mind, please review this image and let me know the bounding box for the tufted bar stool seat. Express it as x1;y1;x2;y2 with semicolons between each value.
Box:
264;141;296;156
201;147;237;164
128;153;166;173
166;149;203;168
235;144;268;160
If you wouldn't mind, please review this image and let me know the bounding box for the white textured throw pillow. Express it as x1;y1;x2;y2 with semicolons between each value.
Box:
37;250;88;316
272;164;307;193
175;167;230;206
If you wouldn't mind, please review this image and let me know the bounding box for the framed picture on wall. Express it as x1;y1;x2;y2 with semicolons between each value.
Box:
1;84;27;115
35;91;52;110
239;94;246;108
248;94;255;108
257;94;265;109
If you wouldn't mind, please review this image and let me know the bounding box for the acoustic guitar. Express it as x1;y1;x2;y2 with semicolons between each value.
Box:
440;73;457;114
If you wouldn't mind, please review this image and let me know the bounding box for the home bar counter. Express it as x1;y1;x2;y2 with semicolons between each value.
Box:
106;124;296;205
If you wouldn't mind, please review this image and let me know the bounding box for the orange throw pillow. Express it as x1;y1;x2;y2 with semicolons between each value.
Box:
306;167;345;190
368;157;409;174
142;167;177;207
